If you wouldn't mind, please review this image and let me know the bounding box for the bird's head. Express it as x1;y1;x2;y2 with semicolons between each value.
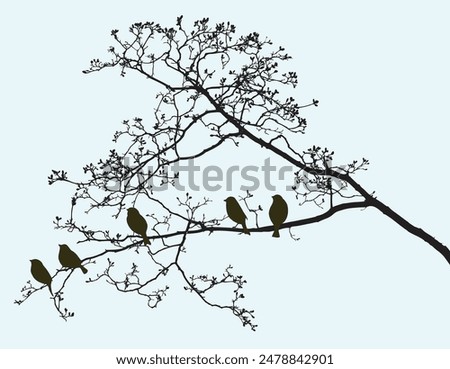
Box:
272;194;281;200
224;197;234;203
59;244;69;250
127;207;137;213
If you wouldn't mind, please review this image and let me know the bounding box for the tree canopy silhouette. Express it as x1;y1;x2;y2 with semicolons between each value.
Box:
15;16;450;330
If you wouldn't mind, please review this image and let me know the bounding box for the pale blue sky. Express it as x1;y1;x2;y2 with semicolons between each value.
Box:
1;0;450;348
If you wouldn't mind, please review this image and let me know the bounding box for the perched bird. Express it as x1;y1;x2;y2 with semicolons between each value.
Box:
30;259;53;295
269;194;288;238
58;244;88;274
127;207;150;245
225;196;250;235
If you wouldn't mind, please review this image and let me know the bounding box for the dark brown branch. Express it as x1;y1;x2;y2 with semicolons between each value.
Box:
81;201;370;263
367;197;450;265
194;84;450;265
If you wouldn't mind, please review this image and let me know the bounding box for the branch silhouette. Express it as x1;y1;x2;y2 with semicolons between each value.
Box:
16;16;450;329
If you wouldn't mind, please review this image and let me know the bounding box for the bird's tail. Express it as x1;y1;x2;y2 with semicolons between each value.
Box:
80;265;88;274
143;235;150;245
48;284;54;296
242;221;250;235
272;227;280;238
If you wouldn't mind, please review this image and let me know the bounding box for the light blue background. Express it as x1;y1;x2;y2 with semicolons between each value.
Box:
1;0;450;348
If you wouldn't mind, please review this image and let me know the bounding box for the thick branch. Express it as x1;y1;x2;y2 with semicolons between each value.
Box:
82;201;370;262
367;197;450;265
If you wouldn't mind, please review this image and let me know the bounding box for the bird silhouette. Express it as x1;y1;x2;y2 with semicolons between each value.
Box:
269;194;288;238
30;259;53;295
127;207;150;244
58;244;88;274
225;196;250;235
